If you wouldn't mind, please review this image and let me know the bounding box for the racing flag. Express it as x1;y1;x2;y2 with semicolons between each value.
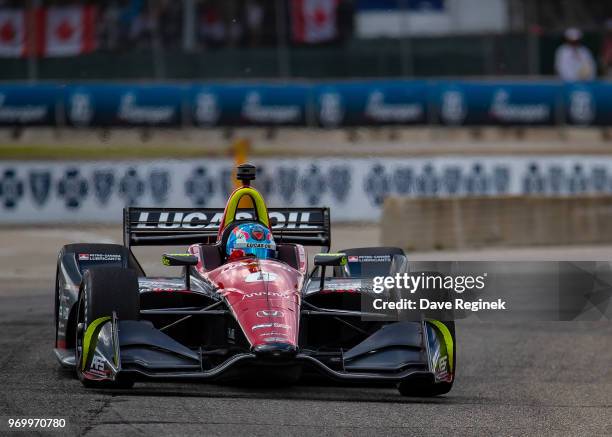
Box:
291;0;339;44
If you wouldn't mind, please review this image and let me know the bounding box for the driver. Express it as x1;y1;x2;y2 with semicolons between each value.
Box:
226;222;276;260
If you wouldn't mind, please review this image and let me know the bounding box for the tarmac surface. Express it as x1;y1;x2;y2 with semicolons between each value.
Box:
0;226;611;436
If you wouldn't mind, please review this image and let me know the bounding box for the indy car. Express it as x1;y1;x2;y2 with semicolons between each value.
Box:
54;164;455;396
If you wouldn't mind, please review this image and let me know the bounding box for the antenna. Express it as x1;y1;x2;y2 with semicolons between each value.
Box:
236;163;257;186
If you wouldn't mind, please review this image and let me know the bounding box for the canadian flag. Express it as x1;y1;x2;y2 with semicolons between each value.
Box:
0;9;27;57
291;0;339;43
44;6;96;57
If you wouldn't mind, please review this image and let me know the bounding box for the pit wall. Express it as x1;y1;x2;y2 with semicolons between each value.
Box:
382;195;612;250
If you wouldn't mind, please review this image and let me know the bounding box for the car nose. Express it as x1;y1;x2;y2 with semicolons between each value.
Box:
252;342;297;359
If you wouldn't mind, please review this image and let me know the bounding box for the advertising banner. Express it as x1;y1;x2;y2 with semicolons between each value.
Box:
2;80;612;128
0;84;59;126
63;84;184;127
2;156;612;224
314;81;429;127
190;84;309;127
433;81;559;126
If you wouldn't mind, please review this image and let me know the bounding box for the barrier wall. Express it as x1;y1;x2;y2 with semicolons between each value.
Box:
381;195;612;250
4;156;612;224
0;80;611;128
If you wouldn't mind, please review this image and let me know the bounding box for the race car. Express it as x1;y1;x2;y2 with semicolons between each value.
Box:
54;163;455;396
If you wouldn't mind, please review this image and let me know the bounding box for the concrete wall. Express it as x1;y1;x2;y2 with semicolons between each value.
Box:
381;195;612;251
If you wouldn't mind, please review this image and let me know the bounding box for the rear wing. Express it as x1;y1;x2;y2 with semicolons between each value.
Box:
123;207;331;250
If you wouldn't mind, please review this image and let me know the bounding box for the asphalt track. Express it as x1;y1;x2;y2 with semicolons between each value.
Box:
0;227;611;436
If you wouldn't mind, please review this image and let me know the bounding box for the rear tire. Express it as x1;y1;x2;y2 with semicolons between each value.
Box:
75;267;139;388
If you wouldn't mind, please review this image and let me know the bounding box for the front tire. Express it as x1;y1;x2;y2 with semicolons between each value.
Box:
75;267;139;388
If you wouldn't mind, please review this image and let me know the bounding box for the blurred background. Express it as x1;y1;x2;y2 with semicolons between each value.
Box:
2;0;612;272
2;0;612;79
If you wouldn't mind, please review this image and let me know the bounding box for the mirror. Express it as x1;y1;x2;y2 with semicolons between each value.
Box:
162;253;198;267
314;253;347;267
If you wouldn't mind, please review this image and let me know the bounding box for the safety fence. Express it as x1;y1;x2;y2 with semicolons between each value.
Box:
0;80;610;128
2;156;612;223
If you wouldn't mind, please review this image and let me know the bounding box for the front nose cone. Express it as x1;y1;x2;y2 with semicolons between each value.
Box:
252;343;297;359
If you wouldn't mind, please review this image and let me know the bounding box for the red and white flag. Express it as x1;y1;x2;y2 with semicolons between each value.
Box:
291;0;338;43
44;6;96;57
0;9;26;57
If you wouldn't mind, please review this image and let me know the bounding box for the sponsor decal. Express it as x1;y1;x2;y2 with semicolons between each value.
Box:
490;89;550;123
0;93;47;123
244;291;291;299
348;256;359;263
117;92;175;124
93;170;115;205
194;92;220;126
364;164;391;206
365;90;424;123
78;253;122;262
354;255;391;263
263;336;289;342
57;168;88;209
252;323;290;331
436;355;450;382
134;210;320;230
242;91;302;124
88;353;109;377
256;310;283;318
69;92;94;126
300;164;326;205
0;169;24;209
440;89;466;125
568;89;595;125
149;169;170;204
319;92;344;127
245;272;278;283
185;167;215;206
29;171;51;207
119;168;145;206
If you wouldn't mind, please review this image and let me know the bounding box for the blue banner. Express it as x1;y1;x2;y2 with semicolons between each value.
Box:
63;84;184;127
0;84;59;126
0;80;611;128
433;81;559;126
190;84;309;127
314;81;429;127
564;83;612;126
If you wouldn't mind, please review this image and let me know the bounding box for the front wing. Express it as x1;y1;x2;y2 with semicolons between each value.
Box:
56;315;453;386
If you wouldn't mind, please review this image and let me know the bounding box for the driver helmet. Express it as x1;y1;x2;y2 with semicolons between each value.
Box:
226;222;276;260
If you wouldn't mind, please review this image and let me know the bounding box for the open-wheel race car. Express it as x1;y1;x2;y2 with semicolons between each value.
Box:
54;163;455;396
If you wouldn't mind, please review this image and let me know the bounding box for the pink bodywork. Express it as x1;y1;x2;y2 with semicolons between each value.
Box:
190;244;305;350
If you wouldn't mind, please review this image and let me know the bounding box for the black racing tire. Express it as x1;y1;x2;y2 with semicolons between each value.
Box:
75;267;139;388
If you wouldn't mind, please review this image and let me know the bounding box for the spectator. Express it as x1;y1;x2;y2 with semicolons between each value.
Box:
555;28;596;81
245;0;263;46
199;3;226;48
601;19;612;78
